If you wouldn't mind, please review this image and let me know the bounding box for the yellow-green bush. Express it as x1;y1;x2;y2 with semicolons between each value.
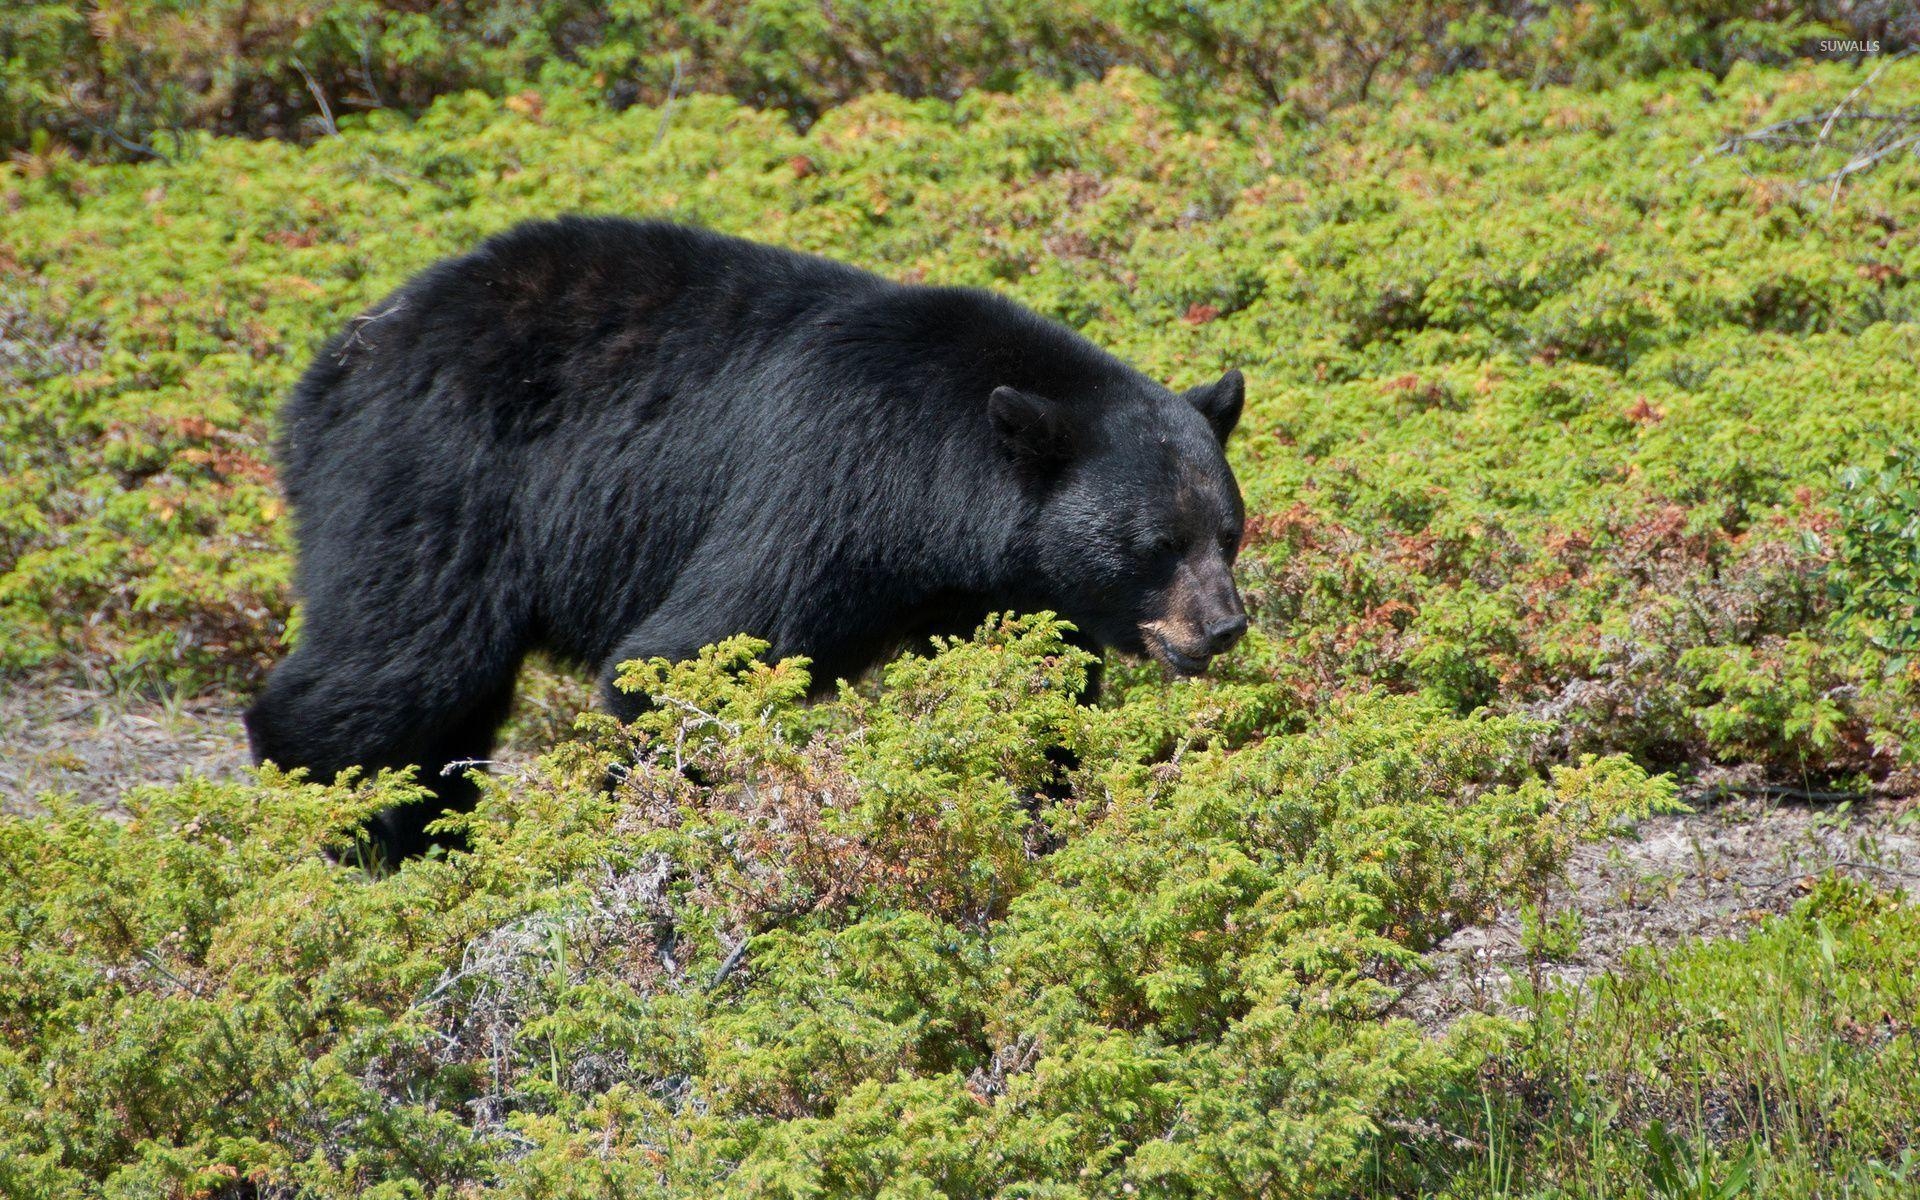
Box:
0;616;1675;1197
1469;878;1920;1195
0;1;1870;157
7;46;1920;1198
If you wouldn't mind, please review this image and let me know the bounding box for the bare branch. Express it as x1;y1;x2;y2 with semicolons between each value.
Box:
708;933;752;991
1695;50;1920;209
654;54;685;148
292;58;339;137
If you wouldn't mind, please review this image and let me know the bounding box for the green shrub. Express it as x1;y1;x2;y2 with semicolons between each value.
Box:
1445;878;1920;1196
1832;443;1920;663
0;616;1675;1196
0;0;1876;158
7;51;1920;1198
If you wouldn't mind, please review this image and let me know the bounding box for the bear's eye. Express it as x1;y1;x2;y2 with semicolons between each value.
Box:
1145;533;1182;560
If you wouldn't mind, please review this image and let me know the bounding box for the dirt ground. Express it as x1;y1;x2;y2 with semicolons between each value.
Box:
5;678;1918;1025
0;671;583;817
0;679;255;815
1404;781;1920;1029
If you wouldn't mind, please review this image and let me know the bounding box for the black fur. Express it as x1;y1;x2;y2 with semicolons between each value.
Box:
247;217;1247;859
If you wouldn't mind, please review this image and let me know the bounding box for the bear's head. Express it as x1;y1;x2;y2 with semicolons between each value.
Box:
992;369;1248;677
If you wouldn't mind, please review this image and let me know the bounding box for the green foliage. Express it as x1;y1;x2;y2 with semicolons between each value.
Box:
0;0;1873;157
7;42;1920;1199
0;0;571;153
1435;878;1920;1197
1642;1120;1758;1200
0;616;1677;1196
1832;442;1920;662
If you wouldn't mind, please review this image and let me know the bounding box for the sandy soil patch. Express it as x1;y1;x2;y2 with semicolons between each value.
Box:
0;680;253;816
1405;787;1920;1029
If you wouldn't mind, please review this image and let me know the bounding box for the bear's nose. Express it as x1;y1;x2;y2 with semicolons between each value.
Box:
1204;613;1247;655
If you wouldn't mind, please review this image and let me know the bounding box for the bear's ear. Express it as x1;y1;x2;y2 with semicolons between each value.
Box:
990;386;1075;466
1184;369;1244;444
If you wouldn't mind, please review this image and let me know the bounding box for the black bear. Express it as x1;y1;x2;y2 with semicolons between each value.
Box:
247;217;1248;859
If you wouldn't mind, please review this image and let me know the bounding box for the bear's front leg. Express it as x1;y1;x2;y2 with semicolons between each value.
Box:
595;598;770;722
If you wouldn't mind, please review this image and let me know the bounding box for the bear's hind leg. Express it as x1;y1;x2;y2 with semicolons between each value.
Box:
355;680;517;862
247;628;521;863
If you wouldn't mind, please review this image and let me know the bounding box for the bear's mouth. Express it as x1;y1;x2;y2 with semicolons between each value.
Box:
1140;626;1212;677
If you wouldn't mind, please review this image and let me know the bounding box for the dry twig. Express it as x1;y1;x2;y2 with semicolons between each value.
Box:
1699;49;1919;209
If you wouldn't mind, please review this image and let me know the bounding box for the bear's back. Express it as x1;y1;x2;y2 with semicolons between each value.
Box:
276;216;1138;546
291;217;883;439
